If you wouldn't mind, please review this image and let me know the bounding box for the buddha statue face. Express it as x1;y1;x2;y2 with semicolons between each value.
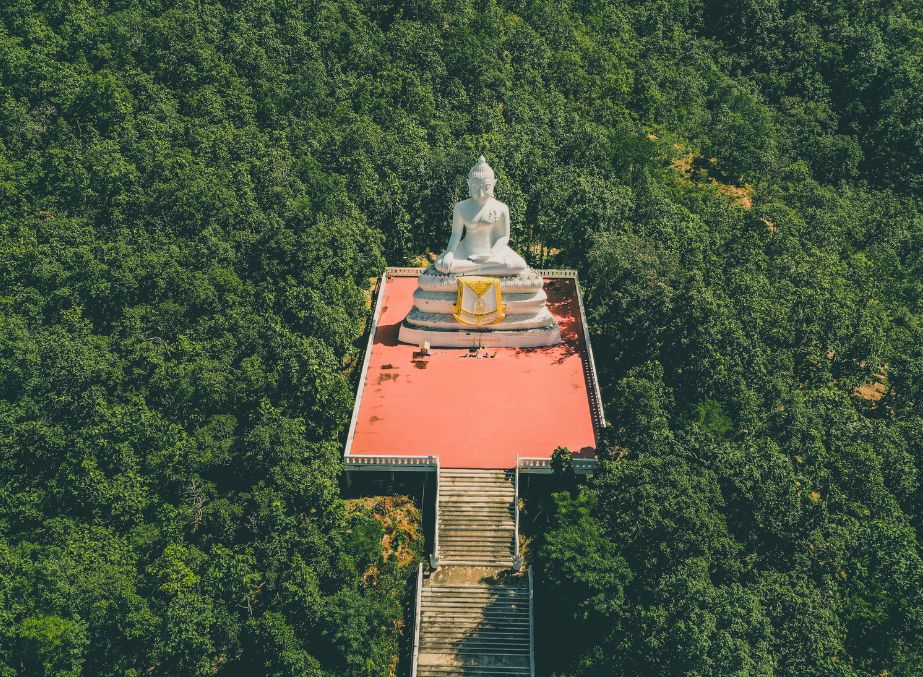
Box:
468;177;494;205
468;155;495;206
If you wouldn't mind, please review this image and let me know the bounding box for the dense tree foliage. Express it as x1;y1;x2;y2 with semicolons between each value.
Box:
0;0;919;674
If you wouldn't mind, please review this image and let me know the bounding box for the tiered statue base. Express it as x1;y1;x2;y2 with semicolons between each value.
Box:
398;269;561;348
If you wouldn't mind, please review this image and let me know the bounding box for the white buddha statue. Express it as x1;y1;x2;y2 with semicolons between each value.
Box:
434;156;529;276
398;156;561;347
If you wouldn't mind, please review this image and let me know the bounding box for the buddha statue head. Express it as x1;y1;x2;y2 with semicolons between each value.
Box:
467;155;495;205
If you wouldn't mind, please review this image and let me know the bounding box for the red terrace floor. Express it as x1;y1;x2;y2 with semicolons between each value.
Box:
347;274;599;469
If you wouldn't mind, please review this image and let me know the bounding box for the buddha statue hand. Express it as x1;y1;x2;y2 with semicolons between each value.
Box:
435;251;455;270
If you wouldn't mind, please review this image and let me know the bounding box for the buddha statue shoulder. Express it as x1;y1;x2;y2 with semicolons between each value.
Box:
434;156;529;276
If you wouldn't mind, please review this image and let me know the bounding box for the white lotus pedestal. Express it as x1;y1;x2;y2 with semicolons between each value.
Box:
398;268;561;348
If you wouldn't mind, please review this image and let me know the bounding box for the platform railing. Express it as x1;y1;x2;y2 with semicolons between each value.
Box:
385;266;582;280
430;457;440;569
386;266;425;277
528;566;536;677
571;268;607;432
514;461;522;570
519;456;598;474
411;562;423;677
345;454;438;470
533;268;578;278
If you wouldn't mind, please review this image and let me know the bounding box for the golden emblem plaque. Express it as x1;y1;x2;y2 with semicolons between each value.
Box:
453;276;507;325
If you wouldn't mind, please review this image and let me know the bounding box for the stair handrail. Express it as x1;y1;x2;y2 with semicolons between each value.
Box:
430;457;440;568
411;562;423;677
528;566;536;677
514;458;521;570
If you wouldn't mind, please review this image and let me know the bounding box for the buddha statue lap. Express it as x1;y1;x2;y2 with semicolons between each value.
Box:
398;156;561;348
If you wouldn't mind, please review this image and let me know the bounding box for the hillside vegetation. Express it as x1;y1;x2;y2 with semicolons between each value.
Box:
0;0;920;675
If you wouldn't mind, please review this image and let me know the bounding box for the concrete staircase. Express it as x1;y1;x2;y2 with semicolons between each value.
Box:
438;469;516;567
412;468;532;676
415;570;531;676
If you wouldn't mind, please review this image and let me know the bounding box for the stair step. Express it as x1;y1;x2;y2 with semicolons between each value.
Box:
439;497;513;503
420;632;530;641
422;607;528;615
423;592;527;599
424;590;526;594
421;617;529;624
439;498;513;502
421;626;529;635
422;615;529;624
440;477;513;482
418;651;530;661
422;623;529;631
421;633;529;642
420;643;530;653
439;525;515;530
418;668;528;670
440;488;513;493
422;608;528;615
439;541;513;546
424;583;526;590
422;590;527;598
421;605;528;613
417;665;530;673
438;510;513;515
439;539;513;546
421;634;529;639
424;591;526;597
440;488;513;492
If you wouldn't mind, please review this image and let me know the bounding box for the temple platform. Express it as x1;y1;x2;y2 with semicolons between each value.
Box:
344;268;604;469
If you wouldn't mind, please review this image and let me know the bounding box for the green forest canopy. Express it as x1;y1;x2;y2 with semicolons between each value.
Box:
0;0;920;674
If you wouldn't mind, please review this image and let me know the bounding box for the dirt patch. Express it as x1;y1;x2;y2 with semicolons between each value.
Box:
716;181;753;209
854;381;886;401
345;495;423;567
671;153;694;174
669;150;753;209
853;366;888;401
